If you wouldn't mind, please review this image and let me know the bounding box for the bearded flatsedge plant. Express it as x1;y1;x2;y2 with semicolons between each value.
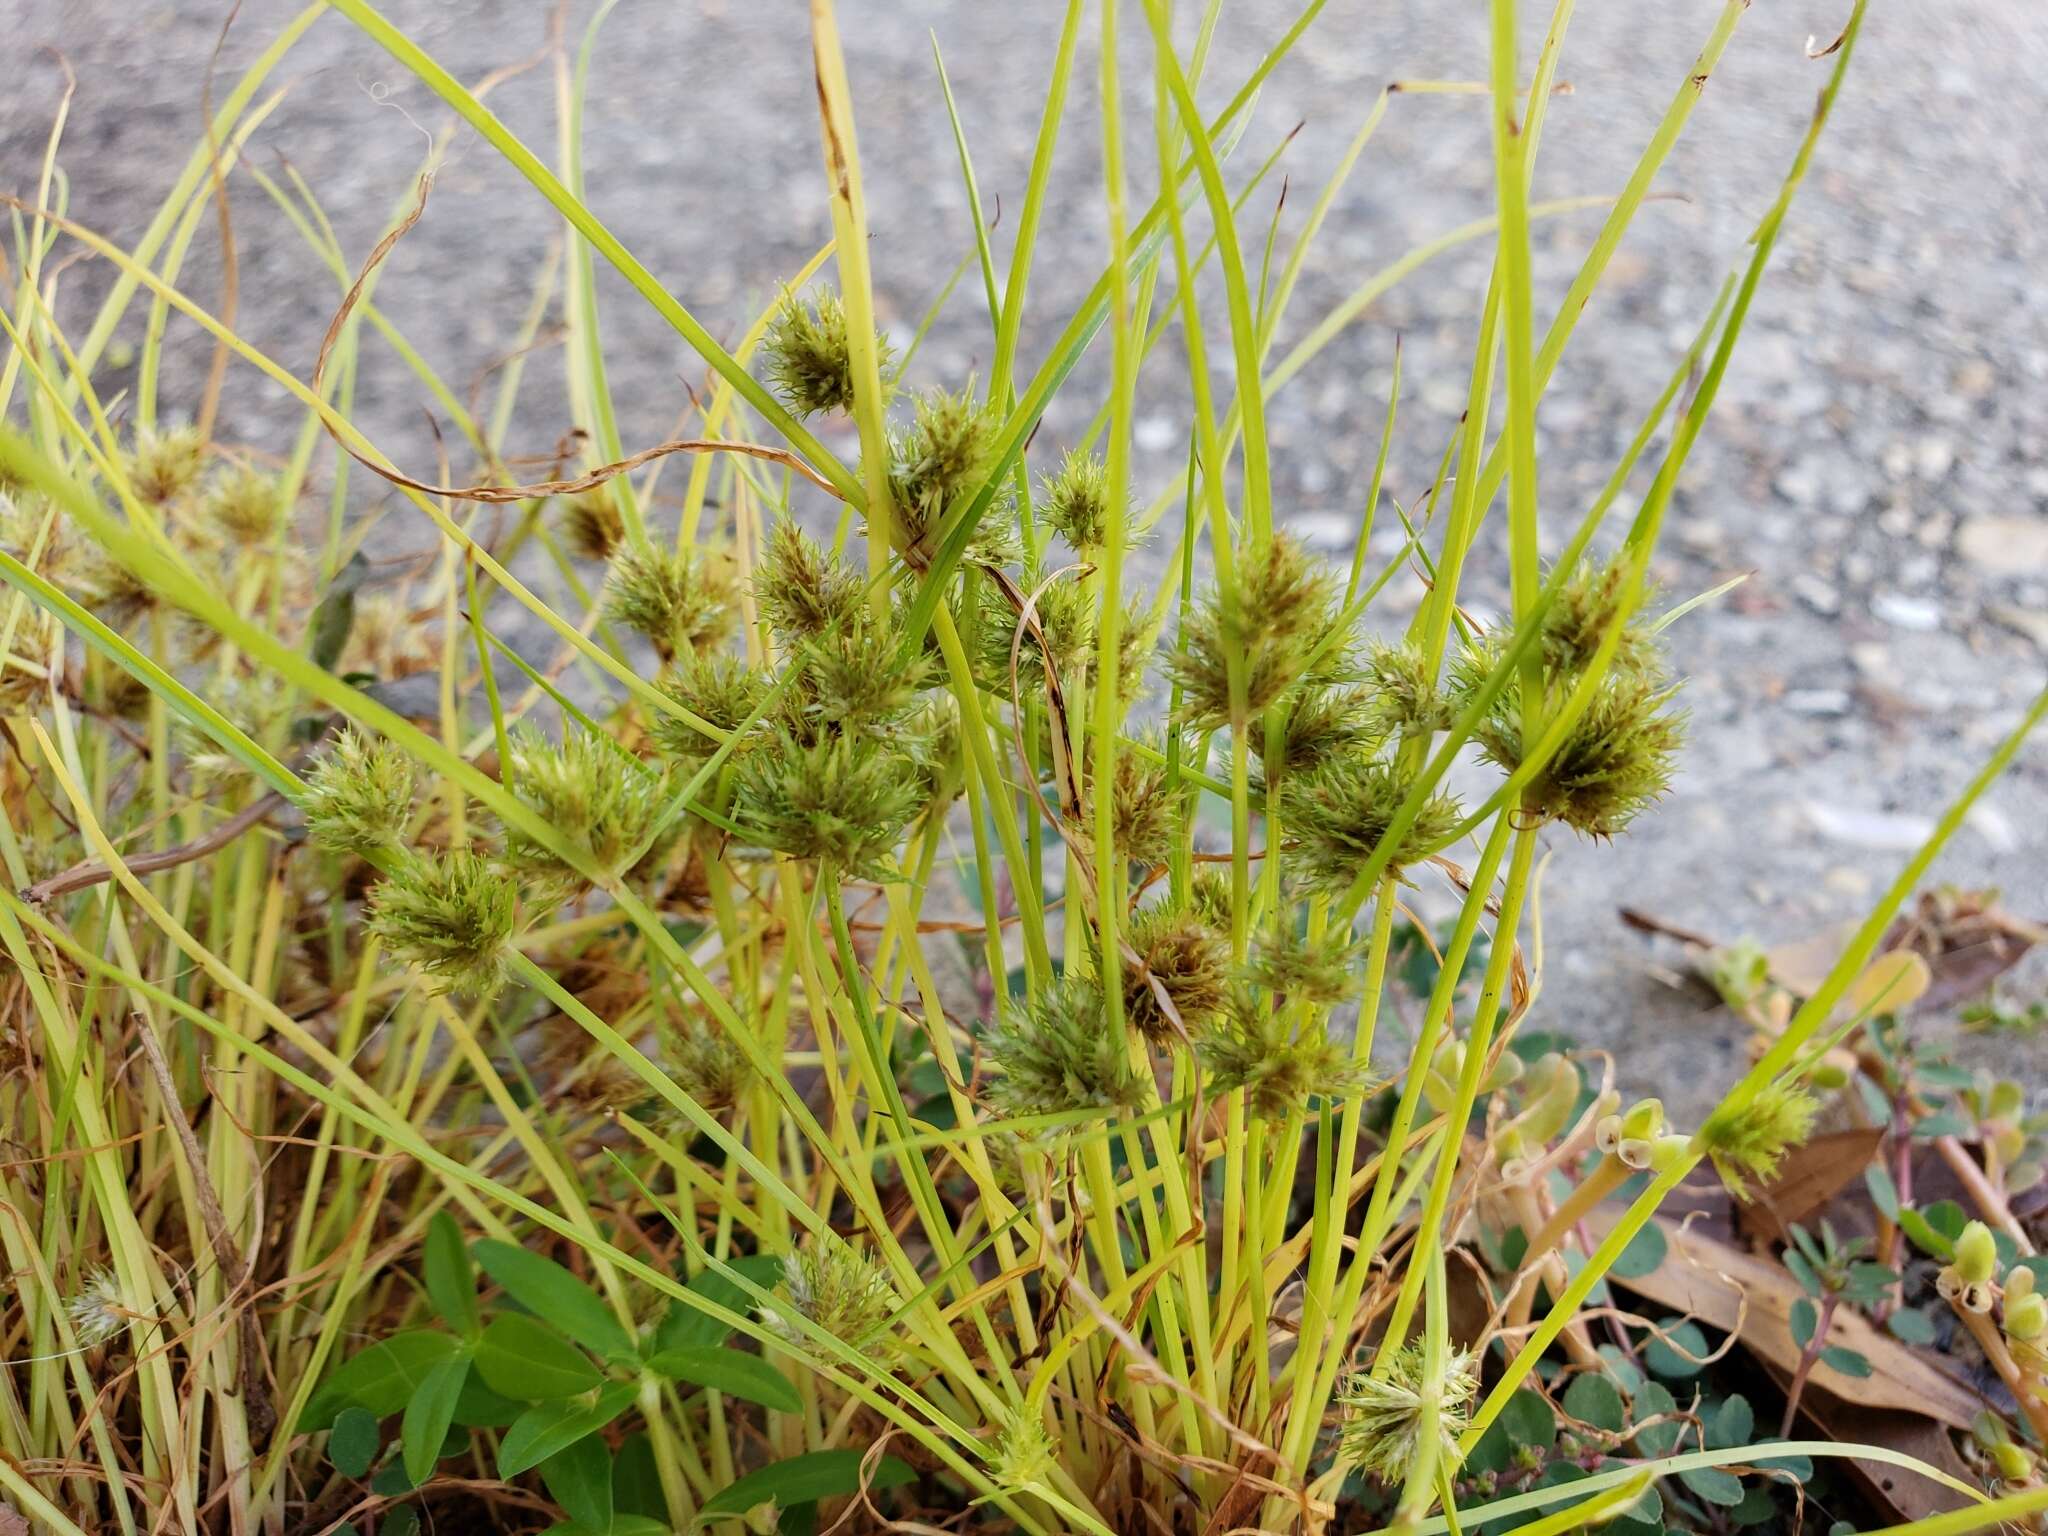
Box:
3;2;2046;1535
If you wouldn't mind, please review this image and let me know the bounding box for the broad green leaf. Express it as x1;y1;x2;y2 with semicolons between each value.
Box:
302;1330;462;1430
328;1406;380;1479
425;1213;480;1337
1790;1298;1819;1349
1731;1483;1780;1526
701;1450;916;1520
541;1430;614;1534
1630;1380;1681;1457
1561;1373;1625;1433
1709;1394;1754;1450
1864;1163;1900;1219
1611;1220;1668;1279
1886;1308;1935;1345
474;1239;633;1358
653;1254;784;1353
401;1354;470;1484
613;1431;665;1520
1680;1466;1747;1507
1897;1205;1955;1261
309;550;369;671
1820;1345;1873;1378
453;1368;524;1427
1643;1318;1710;1379
476;1314;601;1401
645;1347;800;1413
499;1382;636;1478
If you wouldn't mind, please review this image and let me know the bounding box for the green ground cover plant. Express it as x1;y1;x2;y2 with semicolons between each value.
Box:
1;1;2045;1533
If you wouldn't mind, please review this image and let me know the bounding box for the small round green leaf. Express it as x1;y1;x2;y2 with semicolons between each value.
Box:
327;1406;380;1479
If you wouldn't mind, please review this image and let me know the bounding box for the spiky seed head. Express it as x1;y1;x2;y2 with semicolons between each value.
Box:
976;575;1092;696
173;674;292;792
761;290;890;418
559;487;626;562
795;616;934;739
989;1406;1058;1492
1283;752;1461;892
734;730;925;876
653;652;769;769
502;726;671;882
1250;682;1382;789
1542;555;1662;678
760;1235;899;1358
67;1265;137;1348
1121;904;1231;1044
1196;995;1377;1121
659;1009;753;1113
1701;1078;1817;1200
1469;658;1684;839
758;520;863;646
301;727;415;857
1171;534;1353;732
1241;926;1362;1008
1075;744;1176;872
126;426;206;505
1362;642;1454;736
981;976;1150;1121
1337;1341;1478;1485
203;466;286;544
604;544;736;662
367;849;518;995
888;384;1013;563
1040;448;1112;552
64;539;156;627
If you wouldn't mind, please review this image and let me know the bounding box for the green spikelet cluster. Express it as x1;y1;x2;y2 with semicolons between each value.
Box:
501;726;672;883
301;727;415;857
1250;682;1380;787
1361;642;1454;736
1459;553;1686;838
202;466;286;545
1242;925;1362;1008
757;521;863;646
888;385;1015;566
1196;996;1377;1120
604;544;736;662
659;1009;753;1114
735;732;924;876
981;977;1149;1121
126;426;206;506
1040;448;1111;552
761;290;891;419
367;849;518;996
653;652;771;769
558;488;625;563
1701;1078;1818;1200
1075;739;1176;871
1172;534;1350;731
174;675;292;791
1283;754;1461;891
1336;1341;1478;1484
1121;902;1232;1044
760;1235;900;1358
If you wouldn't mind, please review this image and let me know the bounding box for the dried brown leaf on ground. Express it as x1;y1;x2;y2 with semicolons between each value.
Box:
1760;1382;1977;1524
1736;1127;1887;1247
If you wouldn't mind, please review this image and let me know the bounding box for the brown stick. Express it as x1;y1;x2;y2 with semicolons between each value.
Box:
25;791;285;904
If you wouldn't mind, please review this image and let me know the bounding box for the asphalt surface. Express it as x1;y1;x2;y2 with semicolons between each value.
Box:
7;1;2047;1114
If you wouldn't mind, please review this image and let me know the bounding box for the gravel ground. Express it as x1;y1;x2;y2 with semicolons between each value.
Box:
7;1;2046;1115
